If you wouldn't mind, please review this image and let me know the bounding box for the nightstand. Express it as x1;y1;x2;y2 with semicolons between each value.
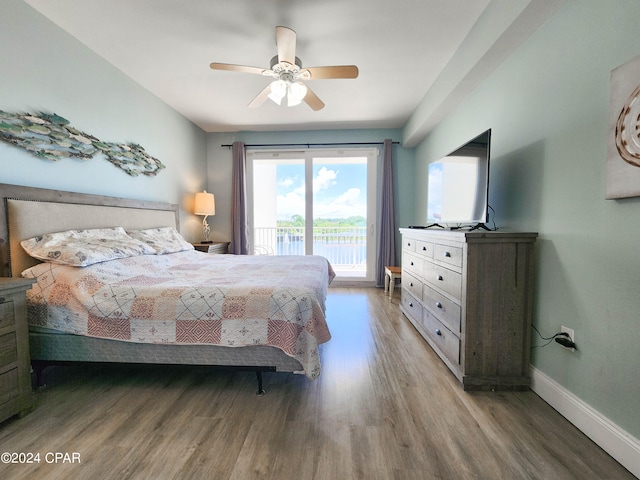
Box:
192;242;230;254
0;278;35;423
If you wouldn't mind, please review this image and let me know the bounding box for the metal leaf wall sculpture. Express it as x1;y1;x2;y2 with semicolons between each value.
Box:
0;111;165;176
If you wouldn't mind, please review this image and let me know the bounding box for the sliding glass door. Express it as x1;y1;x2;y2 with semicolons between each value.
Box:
247;148;377;282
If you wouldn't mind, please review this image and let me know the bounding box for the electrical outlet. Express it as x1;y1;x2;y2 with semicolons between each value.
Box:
561;326;574;343
560;326;576;350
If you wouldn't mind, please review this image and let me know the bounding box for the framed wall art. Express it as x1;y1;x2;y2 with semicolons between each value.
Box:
606;54;640;199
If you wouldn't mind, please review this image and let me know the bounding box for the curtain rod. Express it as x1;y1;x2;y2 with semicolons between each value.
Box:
220;141;400;149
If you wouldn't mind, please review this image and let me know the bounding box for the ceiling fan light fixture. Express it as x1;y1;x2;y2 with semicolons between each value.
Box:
267;79;307;107
287;81;307;107
268;79;287;105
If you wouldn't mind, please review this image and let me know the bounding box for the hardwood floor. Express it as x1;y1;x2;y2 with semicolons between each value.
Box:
0;287;634;480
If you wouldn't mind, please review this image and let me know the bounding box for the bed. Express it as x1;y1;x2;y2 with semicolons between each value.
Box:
0;183;334;394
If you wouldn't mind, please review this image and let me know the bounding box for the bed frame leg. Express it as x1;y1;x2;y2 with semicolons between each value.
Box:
32;361;47;388
256;371;265;397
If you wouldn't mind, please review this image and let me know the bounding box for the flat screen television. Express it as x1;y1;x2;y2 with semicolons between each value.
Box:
426;129;491;230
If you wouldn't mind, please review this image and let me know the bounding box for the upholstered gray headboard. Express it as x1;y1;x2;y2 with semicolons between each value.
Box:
0;183;179;277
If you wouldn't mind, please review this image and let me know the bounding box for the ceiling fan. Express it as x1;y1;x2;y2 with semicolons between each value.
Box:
210;26;359;111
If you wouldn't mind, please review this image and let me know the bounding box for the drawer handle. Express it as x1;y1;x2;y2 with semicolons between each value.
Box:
435;328;442;336
411;261;414;266
410;282;414;287
437;275;444;281
407;242;411;247
422;246;427;251
435;302;443;309
409;302;413;307
444;251;451;258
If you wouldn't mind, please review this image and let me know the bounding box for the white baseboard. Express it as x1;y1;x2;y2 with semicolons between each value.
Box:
530;366;640;479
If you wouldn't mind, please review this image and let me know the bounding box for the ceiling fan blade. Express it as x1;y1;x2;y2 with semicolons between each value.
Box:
248;84;272;108
276;26;296;65
210;63;266;75
305;65;359;80
303;86;325;111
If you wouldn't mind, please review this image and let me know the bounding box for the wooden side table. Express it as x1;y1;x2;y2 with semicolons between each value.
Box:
0;278;35;423
384;266;402;300
192;242;230;254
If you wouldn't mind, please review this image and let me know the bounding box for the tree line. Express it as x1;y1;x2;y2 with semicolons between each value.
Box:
277;215;366;228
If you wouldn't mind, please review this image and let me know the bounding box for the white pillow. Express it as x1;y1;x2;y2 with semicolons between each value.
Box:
21;227;155;267
126;227;194;254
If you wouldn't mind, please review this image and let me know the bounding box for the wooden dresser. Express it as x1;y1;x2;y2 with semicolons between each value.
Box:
0;278;35;422
399;228;537;391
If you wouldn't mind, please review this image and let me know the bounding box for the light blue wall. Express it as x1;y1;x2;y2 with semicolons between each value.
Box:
207;129;415;254
413;0;640;438
0;0;208;240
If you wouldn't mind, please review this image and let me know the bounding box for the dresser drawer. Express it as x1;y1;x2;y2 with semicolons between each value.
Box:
423;261;462;300
422;308;460;366
403;237;417;252
422;283;461;334
0;279;34;422
0;301;15;329
403;252;424;278
0;367;19;404
0;333;18;366
403;272;423;300
415;240;434;258
401;290;422;324
434;243;463;268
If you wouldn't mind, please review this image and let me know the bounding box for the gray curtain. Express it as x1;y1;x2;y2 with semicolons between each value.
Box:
230;141;249;254
376;139;397;287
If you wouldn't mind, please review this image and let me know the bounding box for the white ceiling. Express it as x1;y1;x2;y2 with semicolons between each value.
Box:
22;0;561;142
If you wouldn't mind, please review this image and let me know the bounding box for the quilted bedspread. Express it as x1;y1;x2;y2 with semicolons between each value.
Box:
22;251;335;379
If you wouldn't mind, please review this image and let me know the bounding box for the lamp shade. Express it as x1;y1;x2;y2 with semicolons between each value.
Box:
268;80;287;105
194;191;215;216
287;81;307;106
268;80;308;107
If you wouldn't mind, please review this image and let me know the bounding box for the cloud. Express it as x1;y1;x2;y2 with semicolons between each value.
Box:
288;166;338;199
277;191;304;219
278;176;297;188
313;167;338;193
315;188;364;218
335;187;361;206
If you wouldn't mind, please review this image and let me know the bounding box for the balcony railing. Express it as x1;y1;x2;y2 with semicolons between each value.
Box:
253;226;367;275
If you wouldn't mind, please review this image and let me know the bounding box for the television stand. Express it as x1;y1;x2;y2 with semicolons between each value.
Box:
398;228;538;390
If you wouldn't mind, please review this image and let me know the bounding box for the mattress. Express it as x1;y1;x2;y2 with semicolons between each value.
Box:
23;251;335;379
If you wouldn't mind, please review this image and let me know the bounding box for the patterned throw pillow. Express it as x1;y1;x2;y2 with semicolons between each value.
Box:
126;227;194;254
21;227;155;267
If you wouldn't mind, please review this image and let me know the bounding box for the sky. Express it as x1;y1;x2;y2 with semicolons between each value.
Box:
275;159;367;220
